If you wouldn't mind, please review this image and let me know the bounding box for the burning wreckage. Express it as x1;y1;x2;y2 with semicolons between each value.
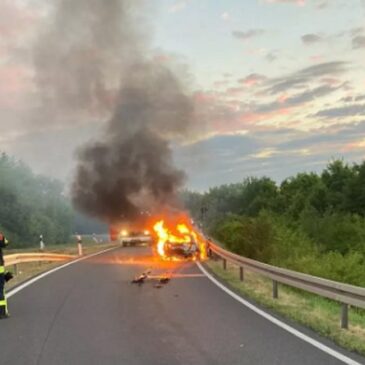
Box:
111;214;207;261
131;217;207;286
153;219;205;261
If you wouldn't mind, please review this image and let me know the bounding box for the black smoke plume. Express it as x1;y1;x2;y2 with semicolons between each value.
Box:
34;0;194;223
73;62;194;222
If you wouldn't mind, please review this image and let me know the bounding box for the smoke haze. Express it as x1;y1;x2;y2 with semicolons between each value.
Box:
33;0;144;121
33;0;194;223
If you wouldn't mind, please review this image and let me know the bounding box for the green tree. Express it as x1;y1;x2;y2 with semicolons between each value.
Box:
321;159;354;211
0;152;73;246
238;177;278;216
345;161;365;215
279;173;326;219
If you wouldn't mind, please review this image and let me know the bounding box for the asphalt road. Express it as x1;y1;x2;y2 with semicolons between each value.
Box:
0;246;364;365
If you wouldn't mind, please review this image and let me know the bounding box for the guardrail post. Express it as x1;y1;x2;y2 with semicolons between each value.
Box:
341;303;348;329
13;264;18;276
239;267;244;281
273;280;278;299
223;258;227;270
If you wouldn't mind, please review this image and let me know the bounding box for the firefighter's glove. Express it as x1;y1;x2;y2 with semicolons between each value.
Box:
4;272;13;282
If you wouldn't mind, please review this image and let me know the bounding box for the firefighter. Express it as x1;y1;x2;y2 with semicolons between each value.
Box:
0;232;9;319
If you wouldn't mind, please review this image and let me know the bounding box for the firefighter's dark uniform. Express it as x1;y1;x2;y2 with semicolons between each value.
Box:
0;234;9;318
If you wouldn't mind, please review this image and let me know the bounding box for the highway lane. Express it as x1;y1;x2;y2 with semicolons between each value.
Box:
0;246;364;365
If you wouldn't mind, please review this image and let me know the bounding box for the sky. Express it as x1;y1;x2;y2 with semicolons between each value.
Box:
1;0;365;191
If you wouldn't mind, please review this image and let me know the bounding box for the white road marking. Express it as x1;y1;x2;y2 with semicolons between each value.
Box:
7;247;117;298
197;262;364;365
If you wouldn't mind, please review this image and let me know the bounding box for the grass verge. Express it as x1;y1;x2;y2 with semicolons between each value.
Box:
5;242;117;290
206;259;365;357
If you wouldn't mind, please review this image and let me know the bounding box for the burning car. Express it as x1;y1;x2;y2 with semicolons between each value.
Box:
152;218;206;261
164;240;199;259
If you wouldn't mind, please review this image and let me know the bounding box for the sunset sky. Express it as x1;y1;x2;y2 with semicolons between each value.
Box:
1;0;365;190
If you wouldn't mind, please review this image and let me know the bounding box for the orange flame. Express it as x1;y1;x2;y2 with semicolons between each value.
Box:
152;218;206;261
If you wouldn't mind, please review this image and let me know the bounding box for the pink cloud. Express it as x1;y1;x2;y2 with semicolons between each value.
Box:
225;87;245;97
208;105;299;136
238;73;267;87
194;91;218;105
0;65;31;107
239;108;293;124
278;93;289;103
341;139;365;152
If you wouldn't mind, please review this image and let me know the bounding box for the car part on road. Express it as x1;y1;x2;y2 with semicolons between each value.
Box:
159;276;170;284
131;271;172;287
131;272;149;285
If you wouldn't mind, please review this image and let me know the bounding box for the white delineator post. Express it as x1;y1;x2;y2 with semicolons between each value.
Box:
39;234;45;251
77;235;83;256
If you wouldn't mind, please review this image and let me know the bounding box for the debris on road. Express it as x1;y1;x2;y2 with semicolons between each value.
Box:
131;271;172;288
159;276;170;284
131;271;150;285
153;275;171;289
131;274;147;284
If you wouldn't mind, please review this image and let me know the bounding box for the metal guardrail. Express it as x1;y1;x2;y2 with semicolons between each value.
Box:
207;240;365;329
4;253;77;275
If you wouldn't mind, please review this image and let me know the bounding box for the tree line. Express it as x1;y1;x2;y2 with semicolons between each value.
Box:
0;153;73;247
182;159;365;286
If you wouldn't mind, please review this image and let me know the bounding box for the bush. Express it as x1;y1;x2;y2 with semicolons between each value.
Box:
291;251;365;286
212;212;275;262
300;210;365;255
212;212;365;287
